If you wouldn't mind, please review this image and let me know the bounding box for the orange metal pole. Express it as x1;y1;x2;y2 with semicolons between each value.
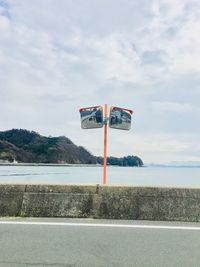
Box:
103;104;108;185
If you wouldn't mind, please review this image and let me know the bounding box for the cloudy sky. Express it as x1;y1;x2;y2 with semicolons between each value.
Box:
0;0;200;163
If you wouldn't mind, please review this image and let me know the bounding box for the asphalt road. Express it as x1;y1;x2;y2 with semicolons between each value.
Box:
0;218;200;267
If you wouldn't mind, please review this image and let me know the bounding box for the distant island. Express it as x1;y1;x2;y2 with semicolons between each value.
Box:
0;129;143;167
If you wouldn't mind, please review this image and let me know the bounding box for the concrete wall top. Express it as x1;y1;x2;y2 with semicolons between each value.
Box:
25;184;98;194
1;184;200;197
0;184;26;193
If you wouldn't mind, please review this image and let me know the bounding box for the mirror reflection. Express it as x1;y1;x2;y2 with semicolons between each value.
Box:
80;106;103;129
109;107;132;130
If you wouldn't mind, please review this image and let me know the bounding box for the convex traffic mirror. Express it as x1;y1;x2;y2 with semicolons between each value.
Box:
79;106;103;129
109;106;133;130
79;104;134;185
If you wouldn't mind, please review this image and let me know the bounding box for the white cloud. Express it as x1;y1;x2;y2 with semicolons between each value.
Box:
0;0;200;163
152;101;199;112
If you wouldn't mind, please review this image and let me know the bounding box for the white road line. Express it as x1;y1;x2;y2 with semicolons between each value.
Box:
0;221;200;231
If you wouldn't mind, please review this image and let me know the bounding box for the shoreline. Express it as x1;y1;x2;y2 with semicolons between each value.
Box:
0;163;143;167
0;163;102;167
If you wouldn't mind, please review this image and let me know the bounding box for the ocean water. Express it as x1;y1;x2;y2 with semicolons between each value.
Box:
0;165;200;187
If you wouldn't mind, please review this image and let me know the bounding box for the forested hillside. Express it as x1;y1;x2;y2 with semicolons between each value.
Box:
0;129;143;166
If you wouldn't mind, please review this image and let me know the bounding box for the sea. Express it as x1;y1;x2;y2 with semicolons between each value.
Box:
0;165;200;187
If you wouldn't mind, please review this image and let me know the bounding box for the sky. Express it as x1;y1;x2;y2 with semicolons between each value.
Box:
0;0;200;164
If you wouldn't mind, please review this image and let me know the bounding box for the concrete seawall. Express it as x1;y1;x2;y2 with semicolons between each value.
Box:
1;184;200;221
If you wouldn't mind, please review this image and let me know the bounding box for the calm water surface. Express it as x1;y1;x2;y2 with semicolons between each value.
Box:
0;165;200;187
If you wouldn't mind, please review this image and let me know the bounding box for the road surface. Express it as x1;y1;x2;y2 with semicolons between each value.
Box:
0;218;200;267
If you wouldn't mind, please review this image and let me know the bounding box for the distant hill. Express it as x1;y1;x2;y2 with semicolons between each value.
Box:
96;156;143;167
0;129;96;164
0;129;143;166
